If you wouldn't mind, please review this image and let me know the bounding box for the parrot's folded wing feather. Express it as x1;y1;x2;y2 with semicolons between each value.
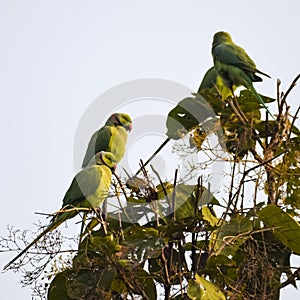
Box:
213;43;256;73
82;126;112;168
62;167;101;207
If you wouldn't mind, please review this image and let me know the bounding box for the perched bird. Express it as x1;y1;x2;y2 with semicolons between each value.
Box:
198;66;236;100
82;113;132;168
3;151;116;270
211;31;276;121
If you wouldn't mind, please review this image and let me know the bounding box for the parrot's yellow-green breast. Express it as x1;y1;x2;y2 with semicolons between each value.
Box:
85;164;112;208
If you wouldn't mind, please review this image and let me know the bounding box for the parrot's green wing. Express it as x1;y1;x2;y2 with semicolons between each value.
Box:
81;126;111;168
63;164;112;209
3;162;113;270
104;126;128;163
62;166;102;207
213;42;257;74
82;126;128;168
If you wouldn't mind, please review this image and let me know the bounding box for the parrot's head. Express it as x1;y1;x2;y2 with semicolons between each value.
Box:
212;31;232;48
107;113;132;131
90;151;117;171
99;151;117;171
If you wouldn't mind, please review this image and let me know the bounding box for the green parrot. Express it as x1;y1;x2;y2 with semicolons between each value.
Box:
198;66;236;100
3;151;116;270
82;113;132;168
212;31;276;121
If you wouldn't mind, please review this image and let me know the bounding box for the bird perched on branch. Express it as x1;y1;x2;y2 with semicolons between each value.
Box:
3;151;116;270
211;31;276;121
82;113;132;168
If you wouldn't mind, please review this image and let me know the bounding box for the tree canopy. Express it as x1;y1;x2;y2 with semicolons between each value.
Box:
2;75;300;300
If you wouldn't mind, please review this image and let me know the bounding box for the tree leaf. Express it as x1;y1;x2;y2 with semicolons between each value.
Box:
202;206;219;227
173;184;215;220
257;204;300;254
166;95;215;140
48;269;74;300
135;269;157;300
211;215;252;256
187;274;225;300
122;226;162;261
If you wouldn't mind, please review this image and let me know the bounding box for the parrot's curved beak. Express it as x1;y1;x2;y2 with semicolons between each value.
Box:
127;123;133;132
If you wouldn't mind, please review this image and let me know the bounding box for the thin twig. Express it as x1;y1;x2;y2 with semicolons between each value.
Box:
280;267;300;288
112;173;134;223
135;138;170;176
282;73;300;102
150;165;172;208
171;169;178;221
191;177;202;274
276;79;281;109
232;150;288;203
288;105;300;141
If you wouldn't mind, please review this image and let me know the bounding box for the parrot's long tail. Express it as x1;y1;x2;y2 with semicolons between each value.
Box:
243;79;277;122
251;86;277;122
256;69;271;79
78;211;87;249
3;221;61;270
3;208;78;270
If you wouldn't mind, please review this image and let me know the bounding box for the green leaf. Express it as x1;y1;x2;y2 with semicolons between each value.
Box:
61;268;115;299
291;125;300;136
211;215;252;256
198;90;224;114
97;269;116;292
184;240;207;251
122;226;162;261
126;196;147;204
188;274;225;300
135;269;157;300
202;206;219;227
254;120;278;138
206;254;237;284
48;269;74;300
238;90;275;105
123;225;158;241
257;204;300;254
285;188;300;209
173;184;215;220
259;93;276;103
66;269;96;299
110;279;127;294
166;95;215;140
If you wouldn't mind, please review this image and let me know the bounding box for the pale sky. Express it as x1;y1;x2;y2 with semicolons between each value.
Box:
1;1;300;299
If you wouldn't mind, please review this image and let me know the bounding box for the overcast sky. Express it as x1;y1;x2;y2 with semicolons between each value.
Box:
1;1;300;299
